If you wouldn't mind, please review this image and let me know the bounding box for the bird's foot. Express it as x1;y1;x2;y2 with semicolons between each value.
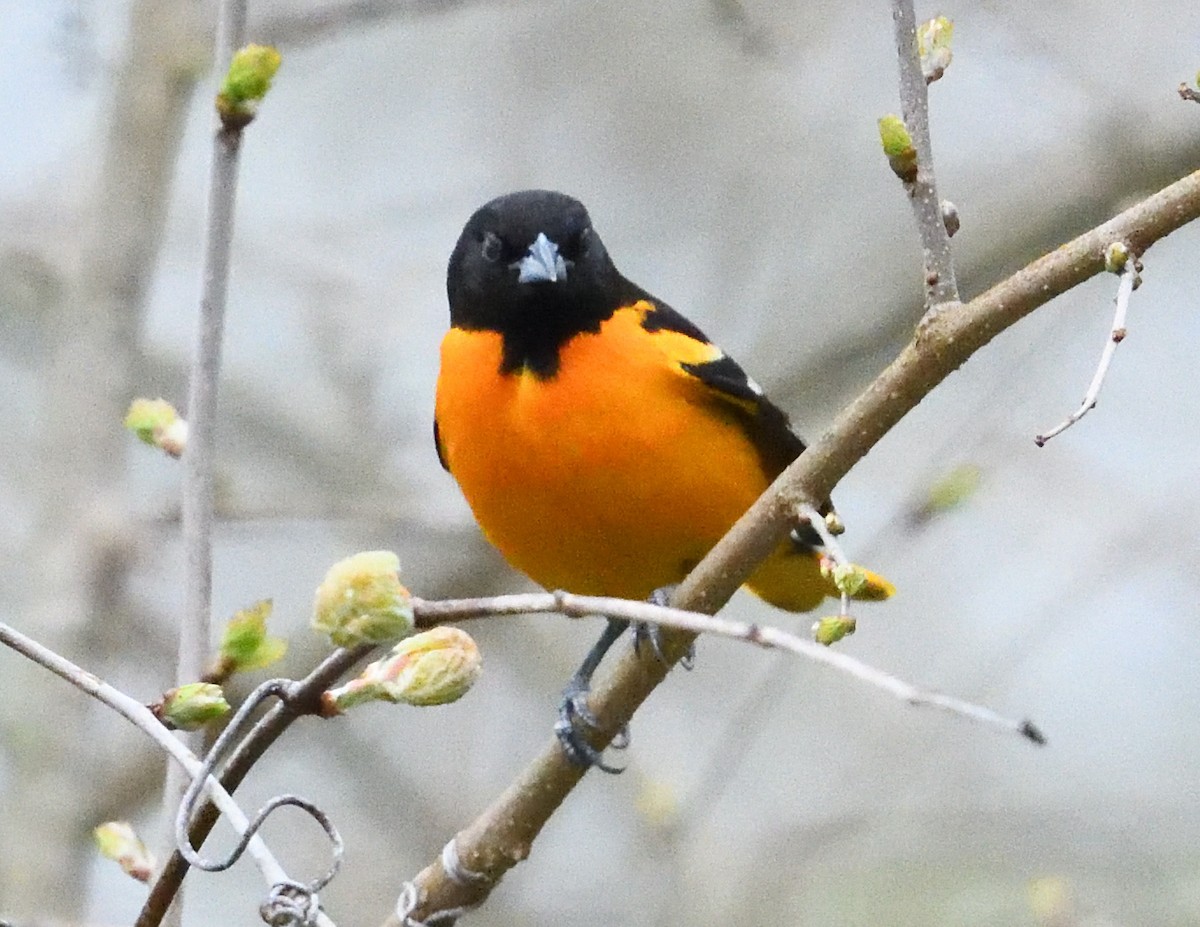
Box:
633;586;695;669
555;677;628;774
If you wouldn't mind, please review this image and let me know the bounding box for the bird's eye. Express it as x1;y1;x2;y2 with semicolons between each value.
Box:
481;232;503;263
561;227;590;260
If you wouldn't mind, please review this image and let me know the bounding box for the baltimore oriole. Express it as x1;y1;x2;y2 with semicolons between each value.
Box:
434;190;892;768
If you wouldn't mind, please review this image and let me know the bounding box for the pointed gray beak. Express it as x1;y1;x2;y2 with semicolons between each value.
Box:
514;232;569;284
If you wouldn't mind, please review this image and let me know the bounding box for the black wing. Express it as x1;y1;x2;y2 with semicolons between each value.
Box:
641;298;806;477
641;296;833;549
434;418;450;472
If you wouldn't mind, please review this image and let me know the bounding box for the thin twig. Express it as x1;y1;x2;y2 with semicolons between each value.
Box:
411;592;1038;740
796;504;852;616
1035;262;1137;446
394;169;1200;926
890;0;960;310
0;622;337;927
179;0;247;700
168;0;247;920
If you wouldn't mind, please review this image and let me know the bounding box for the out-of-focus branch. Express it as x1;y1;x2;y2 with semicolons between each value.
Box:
394;168;1200;926
0;1;207;913
256;0;487;48
890;0;959;310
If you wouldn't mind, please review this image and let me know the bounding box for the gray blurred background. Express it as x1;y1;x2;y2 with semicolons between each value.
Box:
2;1;1199;924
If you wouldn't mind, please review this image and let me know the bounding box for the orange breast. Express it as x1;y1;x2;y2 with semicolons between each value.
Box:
434;303;773;599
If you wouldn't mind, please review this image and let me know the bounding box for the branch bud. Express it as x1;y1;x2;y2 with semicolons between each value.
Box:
917;16;954;83
1104;241;1131;274
813;616;857;646
323;626;482;712
941;200;960;238
216;44;282;129
878;115;918;182
820;556;896;601
124;398;188;458
214;599;287;679
156;682;230;731
312;551;414;647
94;821;155;883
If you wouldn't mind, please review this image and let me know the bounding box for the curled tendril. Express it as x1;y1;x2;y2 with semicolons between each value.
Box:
174;679;343;893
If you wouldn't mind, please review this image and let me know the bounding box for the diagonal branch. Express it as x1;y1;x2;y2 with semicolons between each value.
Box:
394;168;1200;925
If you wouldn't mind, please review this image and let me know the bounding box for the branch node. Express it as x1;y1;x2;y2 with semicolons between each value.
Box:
441;837;493;887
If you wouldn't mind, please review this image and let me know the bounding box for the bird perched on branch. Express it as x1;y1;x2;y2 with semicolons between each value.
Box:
434;190;892;770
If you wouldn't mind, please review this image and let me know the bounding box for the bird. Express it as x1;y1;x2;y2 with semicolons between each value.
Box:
434;190;892;769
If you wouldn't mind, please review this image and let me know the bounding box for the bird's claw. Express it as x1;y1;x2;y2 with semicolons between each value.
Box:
634;586;695;669
555;683;627;774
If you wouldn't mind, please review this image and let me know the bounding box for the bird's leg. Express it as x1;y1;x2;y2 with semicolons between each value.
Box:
632;585;696;669
556;617;630;773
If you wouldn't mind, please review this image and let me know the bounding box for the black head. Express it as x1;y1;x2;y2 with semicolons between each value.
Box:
447;190;641;376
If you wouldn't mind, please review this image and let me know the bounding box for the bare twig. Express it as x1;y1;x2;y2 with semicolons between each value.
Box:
1179;83;1200;104
167;1;248;920
179;0;247;708
890;0;960;310
1035;258;1138;446
410;591;1037;740
394;169;1200;926
0;622;337;927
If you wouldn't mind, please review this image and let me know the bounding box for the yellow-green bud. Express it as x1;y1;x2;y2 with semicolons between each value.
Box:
124;398;188;458
917;16;954;82
219;599;287;674
831;563;869;598
312;551;414;647
813;616;857;646
95;821;155;883
216;44;282;128
878;115;918;182
1104;241;1130;274
159;682;230;731
325;626;482;711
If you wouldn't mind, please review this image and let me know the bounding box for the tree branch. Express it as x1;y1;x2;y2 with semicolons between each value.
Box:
394;167;1200;925
411;592;1039;739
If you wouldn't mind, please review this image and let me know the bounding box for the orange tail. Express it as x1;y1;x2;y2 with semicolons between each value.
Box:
745;541;895;613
